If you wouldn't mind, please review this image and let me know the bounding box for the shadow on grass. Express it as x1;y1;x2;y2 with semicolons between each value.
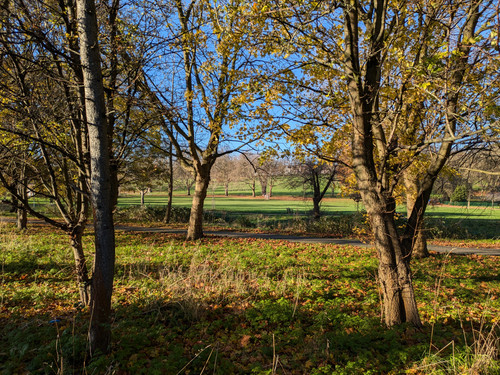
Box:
3;286;496;375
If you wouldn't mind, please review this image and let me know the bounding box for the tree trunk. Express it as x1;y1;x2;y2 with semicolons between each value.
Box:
412;230;429;259
186;171;210;240
164;143;174;223
367;198;422;327
312;195;321;219
343;0;422;327
404;174;430;259
17;207;27;230
224;183;229;196
70;225;91;306
77;0;116;355
140;190;145;206
16;176;28;230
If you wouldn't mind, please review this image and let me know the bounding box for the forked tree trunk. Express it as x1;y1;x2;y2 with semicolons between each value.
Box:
186;172;210;240
365;195;422;327
70;225;91;306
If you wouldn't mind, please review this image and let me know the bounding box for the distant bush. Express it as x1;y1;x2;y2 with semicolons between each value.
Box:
115;205;162;222
425;217;470;239
451;185;469;202
115;205;192;223
0;201;12;214
285;213;369;238
170;207;191;223
233;215;255;228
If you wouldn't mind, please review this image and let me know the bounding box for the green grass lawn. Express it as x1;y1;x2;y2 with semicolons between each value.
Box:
1;224;499;374
16;191;500;241
119;194;361;215
117;192;500;241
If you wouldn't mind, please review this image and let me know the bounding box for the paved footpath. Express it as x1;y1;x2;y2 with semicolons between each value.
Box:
116;225;500;256
1;218;498;256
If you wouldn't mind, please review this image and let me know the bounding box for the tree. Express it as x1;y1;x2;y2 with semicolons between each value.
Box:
288;158;338;219
266;0;498;326
174;161;196;196
124;147;170;205
76;0;115;354
256;156;286;198
138;0;276;240
0;0;94;304
212;154;237;196
235;153;259;197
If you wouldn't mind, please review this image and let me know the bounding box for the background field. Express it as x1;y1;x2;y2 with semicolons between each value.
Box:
20;190;499;243
116;192;500;242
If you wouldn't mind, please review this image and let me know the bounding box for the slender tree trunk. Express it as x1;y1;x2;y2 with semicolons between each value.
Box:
224;183;229;196
16;175;28;230
70;225;91;306
186;171;210;240
77;0;116;355
164;144;174;223
140;190;145;206
15;186;27;229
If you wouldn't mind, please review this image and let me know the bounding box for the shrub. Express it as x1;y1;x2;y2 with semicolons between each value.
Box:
233;215;255;228
115;205;192;223
451;185;469;202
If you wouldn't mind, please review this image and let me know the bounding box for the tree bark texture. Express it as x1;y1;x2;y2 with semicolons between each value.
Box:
16;176;28;230
404;174;430;259
77;0;116;355
186;171;211;240
70;224;91;306
164;143;174;223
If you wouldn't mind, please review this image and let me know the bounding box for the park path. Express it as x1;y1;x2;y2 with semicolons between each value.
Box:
116;225;500;256
1;217;499;256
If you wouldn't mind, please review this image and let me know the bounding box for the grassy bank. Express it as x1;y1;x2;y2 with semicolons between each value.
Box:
1;224;499;374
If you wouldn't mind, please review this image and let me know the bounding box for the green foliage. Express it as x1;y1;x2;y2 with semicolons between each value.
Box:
451;185;469;202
